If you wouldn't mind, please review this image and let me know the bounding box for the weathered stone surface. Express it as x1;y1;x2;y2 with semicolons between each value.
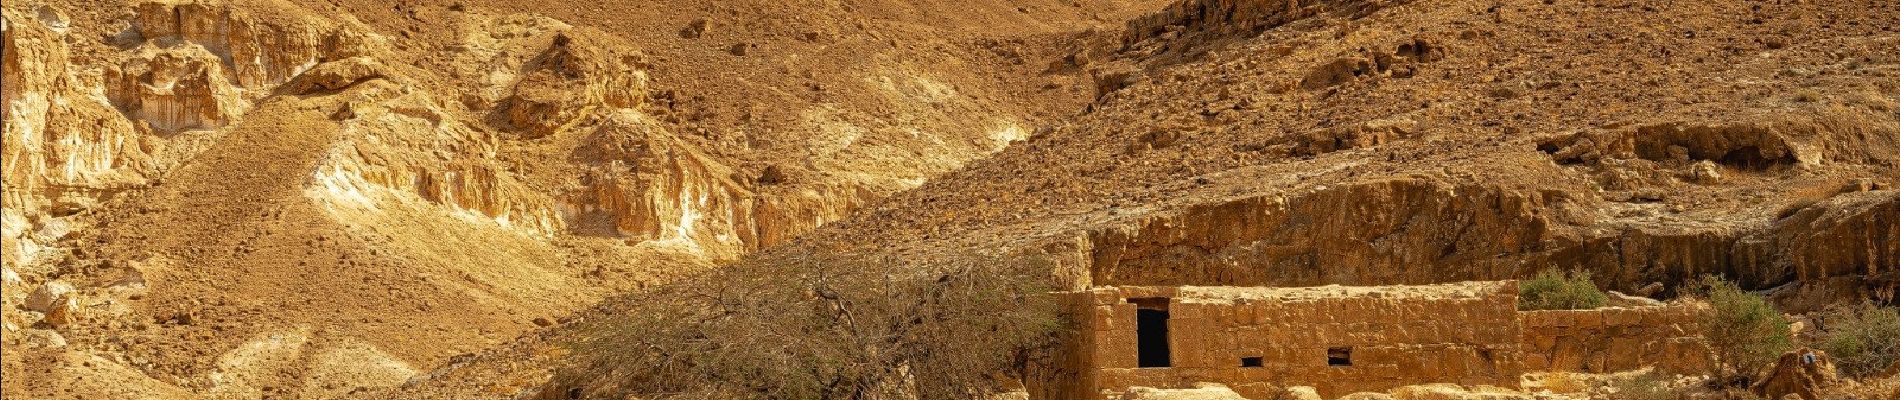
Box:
1274;386;1323;400
492;33;646;139
22;281;73;314
1520;304;1714;375
1751;348;1841;400
1388;384;1533;400
1066;282;1526;399
1110;384;1250;400
281;57;389;94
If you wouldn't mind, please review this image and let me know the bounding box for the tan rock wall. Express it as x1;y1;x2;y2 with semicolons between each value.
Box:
1520;305;1715;375
1084;178;1552;288
1123;0;1410;49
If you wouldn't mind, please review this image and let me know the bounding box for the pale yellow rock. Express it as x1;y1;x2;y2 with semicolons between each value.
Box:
1277;386;1323;400
1114;385;1250;400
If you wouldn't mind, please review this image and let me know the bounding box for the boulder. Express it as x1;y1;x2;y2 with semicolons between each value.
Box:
1751;348;1841;400
1389;384;1531;400
1275;386;1323;400
281;56;389;94
1116;383;1249;400
20;328;67;349
23;281;73;312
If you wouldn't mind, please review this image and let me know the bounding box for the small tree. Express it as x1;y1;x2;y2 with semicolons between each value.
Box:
1691;275;1793;382
1815;303;1900;378
1519;268;1609;311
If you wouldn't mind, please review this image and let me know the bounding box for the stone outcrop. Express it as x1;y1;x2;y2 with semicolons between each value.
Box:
564;111;871;258
1751;348;1841;400
1755;190;1900;287
309;71;563;236
492;33;647;139
1122;0;1410;52
125;0;381;88
1083;178;1554;287
1107;383;1250;400
2;9;154;268
1069;171;1898;298
104;46;248;132
3;0;383;268
568;112;752;252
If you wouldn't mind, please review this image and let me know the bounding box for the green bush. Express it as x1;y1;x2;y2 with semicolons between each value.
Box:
1519;269;1608;311
1815;303;1900;378
1691;275;1793;381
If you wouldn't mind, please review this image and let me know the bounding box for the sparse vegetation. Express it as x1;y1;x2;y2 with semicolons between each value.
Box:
1814;303;1900;378
555;251;1064;400
1690;275;1794;382
1606;371;1677;400
1518;269;1608;311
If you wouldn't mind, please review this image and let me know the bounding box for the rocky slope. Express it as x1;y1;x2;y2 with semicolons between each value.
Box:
490;0;1898;397
5;0;1897;398
1;0;1162;397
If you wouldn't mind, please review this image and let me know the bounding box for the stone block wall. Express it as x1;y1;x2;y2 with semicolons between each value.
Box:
1520;305;1715;374
1056;282;1527;399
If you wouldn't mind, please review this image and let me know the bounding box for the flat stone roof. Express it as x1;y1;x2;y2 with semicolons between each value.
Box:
1151;281;1515;303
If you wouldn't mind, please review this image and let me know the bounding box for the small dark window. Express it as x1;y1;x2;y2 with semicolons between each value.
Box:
1327;347;1353;366
1240;357;1264;368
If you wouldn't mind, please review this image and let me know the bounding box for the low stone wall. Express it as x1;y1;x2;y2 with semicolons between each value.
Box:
1520;305;1715;374
1032;282;1722;400
1052;282;1526;399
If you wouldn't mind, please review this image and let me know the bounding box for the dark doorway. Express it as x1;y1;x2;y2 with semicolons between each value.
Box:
1240;357;1264;368
1132;298;1171;368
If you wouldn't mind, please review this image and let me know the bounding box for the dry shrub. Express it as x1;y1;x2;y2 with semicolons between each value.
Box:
547;250;1062;400
1606;371;1677;400
1815;303;1900;378
1519;268;1608;311
1690;275;1794;383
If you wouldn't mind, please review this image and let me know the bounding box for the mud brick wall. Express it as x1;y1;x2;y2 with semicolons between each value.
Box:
1062;282;1527;399
1520;305;1715;374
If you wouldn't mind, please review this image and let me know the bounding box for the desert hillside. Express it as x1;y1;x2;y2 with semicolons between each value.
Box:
4;0;1897;399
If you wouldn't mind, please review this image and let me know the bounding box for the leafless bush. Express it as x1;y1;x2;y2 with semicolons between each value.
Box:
545;250;1062;400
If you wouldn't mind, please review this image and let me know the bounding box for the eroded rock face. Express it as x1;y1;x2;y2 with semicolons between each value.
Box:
1083;177;1555;287
2;9;153;267
309;74;563;236
492;33;647;139
3;0;382;267
104;46;247;132
126;1;380;88
1759;191;1900;286
1109;384;1249;400
563;111;870;258
568;112;751;251
1752;348;1841;400
1122;0;1409;53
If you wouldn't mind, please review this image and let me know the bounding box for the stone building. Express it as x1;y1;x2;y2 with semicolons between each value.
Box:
1030;281;1713;399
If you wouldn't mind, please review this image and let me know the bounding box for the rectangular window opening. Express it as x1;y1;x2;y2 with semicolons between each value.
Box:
1240;356;1264;368
1327;347;1353;367
1130;297;1171;368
